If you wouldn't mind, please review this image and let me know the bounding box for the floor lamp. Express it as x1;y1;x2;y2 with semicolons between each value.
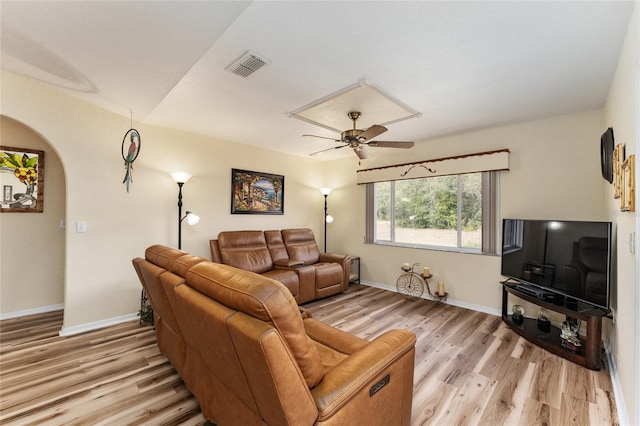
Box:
320;188;334;252
171;172;200;249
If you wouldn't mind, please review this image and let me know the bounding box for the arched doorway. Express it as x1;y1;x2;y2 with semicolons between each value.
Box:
0;115;66;320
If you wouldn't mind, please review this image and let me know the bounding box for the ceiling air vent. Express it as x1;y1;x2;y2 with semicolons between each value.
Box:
226;51;269;78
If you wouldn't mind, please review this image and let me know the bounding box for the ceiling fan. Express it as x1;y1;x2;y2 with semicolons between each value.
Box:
304;111;415;159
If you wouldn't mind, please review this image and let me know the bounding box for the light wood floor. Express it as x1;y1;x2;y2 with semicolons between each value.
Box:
0;284;618;425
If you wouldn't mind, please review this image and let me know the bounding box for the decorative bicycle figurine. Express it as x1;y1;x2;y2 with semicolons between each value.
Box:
396;262;447;302
396;262;428;298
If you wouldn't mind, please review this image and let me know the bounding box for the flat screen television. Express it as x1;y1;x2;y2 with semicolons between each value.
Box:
501;219;612;312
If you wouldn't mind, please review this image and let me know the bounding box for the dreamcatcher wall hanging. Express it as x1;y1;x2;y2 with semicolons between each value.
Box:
121;112;141;192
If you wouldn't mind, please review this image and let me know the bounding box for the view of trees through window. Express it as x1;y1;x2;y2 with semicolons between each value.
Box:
374;173;482;250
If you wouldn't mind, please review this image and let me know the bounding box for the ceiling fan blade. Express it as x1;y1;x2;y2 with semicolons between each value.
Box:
366;141;415;149
358;124;387;141
310;145;347;156
303;134;341;142
354;146;370;159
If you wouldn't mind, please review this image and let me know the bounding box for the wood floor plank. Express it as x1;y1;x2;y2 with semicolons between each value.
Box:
435;371;497;426
527;350;565;409
1;284;619;425
476;357;532;425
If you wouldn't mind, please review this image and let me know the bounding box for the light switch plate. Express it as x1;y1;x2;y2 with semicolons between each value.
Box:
76;221;87;233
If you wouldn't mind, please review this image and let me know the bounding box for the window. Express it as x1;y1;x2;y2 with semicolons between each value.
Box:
366;171;498;254
502;219;524;254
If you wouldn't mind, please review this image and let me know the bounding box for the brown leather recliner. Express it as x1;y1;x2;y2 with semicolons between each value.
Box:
210;228;351;304
281;228;350;300
132;245;209;398
133;244;416;426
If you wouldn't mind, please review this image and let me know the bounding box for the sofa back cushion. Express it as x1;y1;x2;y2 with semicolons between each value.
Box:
265;230;289;263
186;261;324;388
145;244;186;270
217;231;274;274
171;254;208;277
282;228;320;264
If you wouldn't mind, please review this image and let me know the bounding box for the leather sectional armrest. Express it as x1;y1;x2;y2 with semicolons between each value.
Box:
310;329;416;420
319;253;350;264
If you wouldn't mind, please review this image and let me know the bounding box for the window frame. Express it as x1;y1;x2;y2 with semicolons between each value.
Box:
366;171;499;255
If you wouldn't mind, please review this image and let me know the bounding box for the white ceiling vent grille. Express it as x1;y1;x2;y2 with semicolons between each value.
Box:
226;51;269;78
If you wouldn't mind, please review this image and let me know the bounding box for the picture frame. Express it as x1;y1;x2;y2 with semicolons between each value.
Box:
231;168;284;214
0;146;45;213
621;154;635;212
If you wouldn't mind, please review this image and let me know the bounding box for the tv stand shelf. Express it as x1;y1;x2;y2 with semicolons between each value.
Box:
501;282;606;370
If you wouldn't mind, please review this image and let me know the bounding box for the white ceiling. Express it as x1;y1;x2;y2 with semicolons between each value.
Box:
1;1;634;161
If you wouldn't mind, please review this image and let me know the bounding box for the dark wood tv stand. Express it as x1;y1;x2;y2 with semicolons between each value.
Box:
501;281;607;370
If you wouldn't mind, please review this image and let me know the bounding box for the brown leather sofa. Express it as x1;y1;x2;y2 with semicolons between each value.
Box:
133;244;416;426
210;228;351;304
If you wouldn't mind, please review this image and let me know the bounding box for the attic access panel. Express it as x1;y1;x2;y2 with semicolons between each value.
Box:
289;81;420;133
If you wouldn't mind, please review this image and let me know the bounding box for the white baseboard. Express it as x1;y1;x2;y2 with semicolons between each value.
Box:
603;341;629;426
0;304;64;320
360;280;501;317
59;313;139;337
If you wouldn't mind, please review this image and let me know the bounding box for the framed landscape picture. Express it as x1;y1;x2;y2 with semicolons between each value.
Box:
231;168;284;214
0;146;44;213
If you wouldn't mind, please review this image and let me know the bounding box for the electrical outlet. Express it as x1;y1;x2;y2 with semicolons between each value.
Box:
59;220;65;229
76;221;87;233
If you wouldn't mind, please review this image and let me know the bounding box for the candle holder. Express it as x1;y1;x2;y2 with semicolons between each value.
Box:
422;273;447;304
431;291;449;303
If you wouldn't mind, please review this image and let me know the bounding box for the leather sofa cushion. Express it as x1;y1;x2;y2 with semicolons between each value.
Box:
282;228;321;264
186;262;324;388
314;263;344;289
145;244;186;270
263;269;300;300
218;231;274;274
265;230;290;263
171;254;208;278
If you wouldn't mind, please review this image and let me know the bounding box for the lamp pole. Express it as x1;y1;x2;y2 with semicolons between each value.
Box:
323;193;328;252
177;182;184;249
320;188;333;253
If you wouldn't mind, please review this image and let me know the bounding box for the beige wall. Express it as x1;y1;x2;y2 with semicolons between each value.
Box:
603;2;639;423
327;109;607;312
1;71;325;332
0;116;66;315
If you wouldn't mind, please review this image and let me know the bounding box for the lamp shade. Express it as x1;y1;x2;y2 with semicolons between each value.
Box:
185;211;200;225
171;171;192;184
319;187;332;196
